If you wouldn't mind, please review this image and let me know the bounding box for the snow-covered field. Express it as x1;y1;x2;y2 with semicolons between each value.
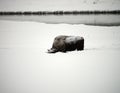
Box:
0;20;120;93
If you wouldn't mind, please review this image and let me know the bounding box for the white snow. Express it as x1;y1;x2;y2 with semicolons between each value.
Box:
0;20;120;93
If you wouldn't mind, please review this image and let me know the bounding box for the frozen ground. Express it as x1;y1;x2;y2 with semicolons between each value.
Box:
0;14;120;26
0;20;120;93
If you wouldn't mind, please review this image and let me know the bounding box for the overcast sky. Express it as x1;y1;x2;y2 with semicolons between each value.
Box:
0;0;120;11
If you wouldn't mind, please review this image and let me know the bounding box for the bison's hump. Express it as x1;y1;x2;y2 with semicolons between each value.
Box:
65;36;83;44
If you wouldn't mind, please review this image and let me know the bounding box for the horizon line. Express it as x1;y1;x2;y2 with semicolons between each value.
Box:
0;10;120;15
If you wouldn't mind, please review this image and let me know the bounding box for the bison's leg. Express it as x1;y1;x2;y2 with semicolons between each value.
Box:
76;38;84;51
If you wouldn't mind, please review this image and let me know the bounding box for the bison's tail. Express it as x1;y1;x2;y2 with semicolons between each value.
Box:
76;37;84;51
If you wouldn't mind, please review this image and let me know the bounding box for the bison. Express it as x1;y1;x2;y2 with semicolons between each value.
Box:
47;35;84;53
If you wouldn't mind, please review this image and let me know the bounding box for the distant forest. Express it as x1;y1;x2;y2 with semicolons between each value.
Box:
0;10;120;15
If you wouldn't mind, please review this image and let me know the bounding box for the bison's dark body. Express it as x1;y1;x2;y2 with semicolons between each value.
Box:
48;35;84;53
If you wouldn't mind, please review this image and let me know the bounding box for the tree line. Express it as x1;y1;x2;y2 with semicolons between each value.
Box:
0;10;120;15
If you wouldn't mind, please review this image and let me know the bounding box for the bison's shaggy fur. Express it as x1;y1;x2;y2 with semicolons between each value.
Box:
48;35;84;53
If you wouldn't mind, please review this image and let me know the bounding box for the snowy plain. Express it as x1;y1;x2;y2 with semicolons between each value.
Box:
0;20;120;93
0;0;120;92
